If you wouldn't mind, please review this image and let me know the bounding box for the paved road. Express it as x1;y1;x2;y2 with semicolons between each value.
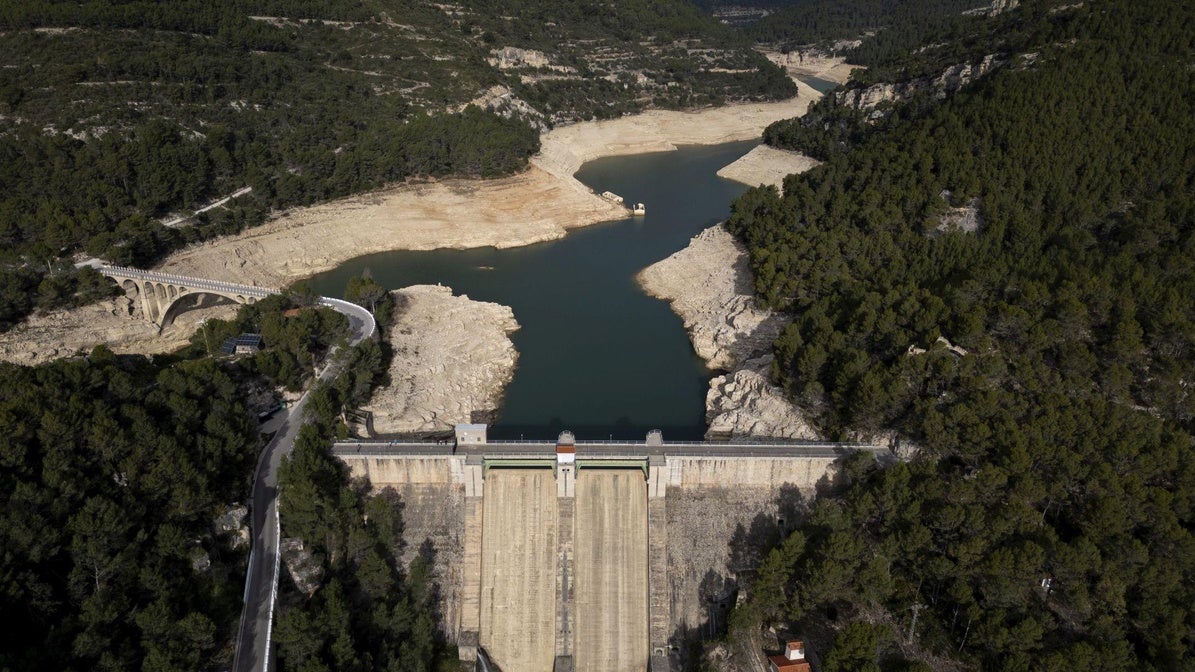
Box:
231;298;374;672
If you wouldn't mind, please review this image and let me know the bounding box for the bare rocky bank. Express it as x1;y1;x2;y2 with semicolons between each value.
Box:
0;295;236;365
638;226;819;441
3;61;841;366
159;77;827;289
716;144;820;191
366;285;519;434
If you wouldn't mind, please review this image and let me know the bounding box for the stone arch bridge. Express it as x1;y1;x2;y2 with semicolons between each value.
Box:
98;265;278;329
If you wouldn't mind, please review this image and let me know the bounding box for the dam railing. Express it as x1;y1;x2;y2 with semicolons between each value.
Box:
331;439;889;458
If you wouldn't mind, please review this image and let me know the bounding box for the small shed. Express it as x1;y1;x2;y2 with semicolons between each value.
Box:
220;333;263;356
454;423;488;446
556;431;576;465
768;641;811;672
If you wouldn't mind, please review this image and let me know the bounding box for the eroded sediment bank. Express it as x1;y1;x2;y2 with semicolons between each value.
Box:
2;61;841;367
638;226;820;441
158;78;827;288
366;285;519;434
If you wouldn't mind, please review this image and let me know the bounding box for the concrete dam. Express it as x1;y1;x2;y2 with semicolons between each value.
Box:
332;427;885;672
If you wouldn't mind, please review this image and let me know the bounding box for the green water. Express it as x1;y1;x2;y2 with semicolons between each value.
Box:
308;140;756;440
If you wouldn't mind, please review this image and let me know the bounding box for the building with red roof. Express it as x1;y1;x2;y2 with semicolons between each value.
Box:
768;640;811;672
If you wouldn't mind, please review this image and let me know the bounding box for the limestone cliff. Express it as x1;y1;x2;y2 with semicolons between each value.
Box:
638;226;819;441
366;285;519;434
835;54;1003;114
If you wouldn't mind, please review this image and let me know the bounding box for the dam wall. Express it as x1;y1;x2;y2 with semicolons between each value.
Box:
654;451;841;490
659;455;837;489
337;452;484;644
340;453;462;486
575;470;649;672
333;436;882;669
480;469;559;672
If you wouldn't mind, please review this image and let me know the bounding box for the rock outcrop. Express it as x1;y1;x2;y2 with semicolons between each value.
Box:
280;538;323;596
705;368;818;440
639;227;787;371
964;0;1020;17
213;504;250;551
366;285;519;434
638;226;819;441
458;84;549;131
835;54;1002;114
488;47;555;70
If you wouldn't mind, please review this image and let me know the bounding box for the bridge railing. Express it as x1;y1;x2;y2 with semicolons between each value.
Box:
99;265;280;295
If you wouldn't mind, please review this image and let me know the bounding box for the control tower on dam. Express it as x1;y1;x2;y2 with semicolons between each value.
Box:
332;426;888;672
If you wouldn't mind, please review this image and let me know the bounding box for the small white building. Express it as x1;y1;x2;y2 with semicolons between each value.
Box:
556;431;576;465
768;640;810;672
454;423;488;446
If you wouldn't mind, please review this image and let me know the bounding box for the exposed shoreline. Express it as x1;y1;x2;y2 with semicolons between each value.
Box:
366;285;519;435
716;144;820;191
156;76;828;288
1;62;842;366
637;225;820;441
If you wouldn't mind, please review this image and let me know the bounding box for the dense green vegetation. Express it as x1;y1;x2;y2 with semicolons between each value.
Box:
747;0;996;67
273;390;446;671
0;0;793;332
725;0;1195;668
761;2;1070;156
0;350;260;671
190;289;350;391
0;271;394;670
0;264;118;332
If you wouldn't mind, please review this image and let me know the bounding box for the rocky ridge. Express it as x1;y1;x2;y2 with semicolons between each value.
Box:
366;285;519;434
836;53;1003;114
638;226;818;441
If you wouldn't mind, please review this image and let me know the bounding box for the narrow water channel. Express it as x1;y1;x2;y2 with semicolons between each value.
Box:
308;140;757;440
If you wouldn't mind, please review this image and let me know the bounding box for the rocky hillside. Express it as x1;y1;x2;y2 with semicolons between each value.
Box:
0;0;794;330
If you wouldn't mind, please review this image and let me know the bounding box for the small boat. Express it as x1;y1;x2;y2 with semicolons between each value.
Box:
632;202;646;216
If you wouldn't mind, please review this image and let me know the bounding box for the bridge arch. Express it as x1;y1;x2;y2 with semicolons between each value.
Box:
95;267;339;337
158;291;241;330
99;271;271;331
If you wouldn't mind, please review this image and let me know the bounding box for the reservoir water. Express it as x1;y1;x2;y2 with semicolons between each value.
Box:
795;73;840;94
308;140;756;440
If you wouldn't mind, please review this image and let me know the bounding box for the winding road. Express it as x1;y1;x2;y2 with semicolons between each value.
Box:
231;296;375;672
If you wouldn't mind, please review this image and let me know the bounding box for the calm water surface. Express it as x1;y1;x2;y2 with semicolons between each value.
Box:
795;73;840;94
309;141;756;440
